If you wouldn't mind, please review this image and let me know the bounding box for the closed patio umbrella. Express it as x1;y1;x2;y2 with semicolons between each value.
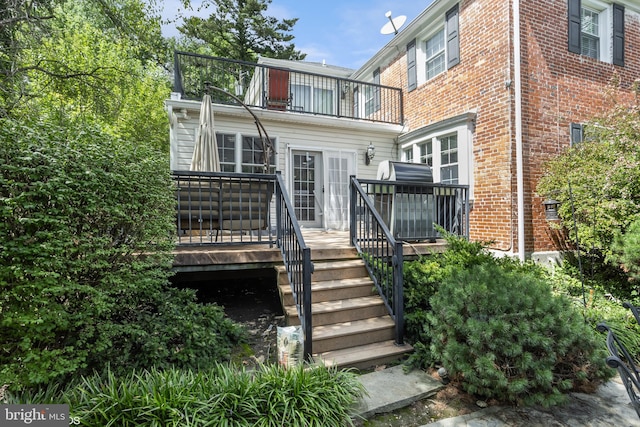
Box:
190;93;220;172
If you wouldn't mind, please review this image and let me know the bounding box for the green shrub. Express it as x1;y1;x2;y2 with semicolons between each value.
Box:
612;218;640;289
428;263;611;406
0;119;245;391
6;364;364;427
549;264;640;362
403;232;540;368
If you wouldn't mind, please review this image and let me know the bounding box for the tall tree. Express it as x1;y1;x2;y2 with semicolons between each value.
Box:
21;1;171;151
0;0;171;120
0;0;58;116
178;0;305;62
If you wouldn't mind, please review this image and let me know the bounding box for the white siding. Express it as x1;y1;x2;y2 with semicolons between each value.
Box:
167;100;402;179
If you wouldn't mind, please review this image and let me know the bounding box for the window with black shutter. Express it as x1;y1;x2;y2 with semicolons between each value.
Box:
568;0;625;65
613;4;625;66
568;0;582;54
570;123;584;145
407;39;417;92
446;4;460;69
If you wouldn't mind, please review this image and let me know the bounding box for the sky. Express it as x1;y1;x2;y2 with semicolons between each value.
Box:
160;0;433;70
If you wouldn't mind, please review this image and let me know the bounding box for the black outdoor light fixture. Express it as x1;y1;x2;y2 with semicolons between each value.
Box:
543;198;560;221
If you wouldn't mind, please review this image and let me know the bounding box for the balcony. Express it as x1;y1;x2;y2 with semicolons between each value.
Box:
173;51;404;125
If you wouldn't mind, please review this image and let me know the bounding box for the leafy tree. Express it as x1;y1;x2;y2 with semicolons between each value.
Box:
0;0;58;116
19;2;171;151
178;0;305;62
537;84;640;258
0;0;171;124
0;119;245;391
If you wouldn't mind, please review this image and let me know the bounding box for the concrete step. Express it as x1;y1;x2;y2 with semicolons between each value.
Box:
285;296;388;327
316;340;413;370
278;277;375;306
312;316;395;354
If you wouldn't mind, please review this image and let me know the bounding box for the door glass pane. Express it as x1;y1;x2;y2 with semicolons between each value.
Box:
293;153;315;222
325;151;355;231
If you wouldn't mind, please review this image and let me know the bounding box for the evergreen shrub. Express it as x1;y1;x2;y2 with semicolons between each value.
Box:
0;119;245;391
403;233;612;406
429;263;610;406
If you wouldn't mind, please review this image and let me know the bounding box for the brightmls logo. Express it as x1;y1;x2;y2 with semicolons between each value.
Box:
1;405;69;426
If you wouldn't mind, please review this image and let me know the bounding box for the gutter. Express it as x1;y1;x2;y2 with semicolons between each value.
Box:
513;0;525;261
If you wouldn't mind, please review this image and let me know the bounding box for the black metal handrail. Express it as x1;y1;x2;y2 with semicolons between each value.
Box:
173;50;404;125
275;172;313;359
597;319;640;419
357;179;470;241
172;170;276;246
350;176;404;345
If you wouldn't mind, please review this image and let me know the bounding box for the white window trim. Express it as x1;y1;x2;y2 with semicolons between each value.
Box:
416;24;447;85
217;131;277;173
582;0;613;63
398;115;474;199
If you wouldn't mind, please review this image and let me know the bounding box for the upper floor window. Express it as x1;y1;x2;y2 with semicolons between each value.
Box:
581;6;600;59
364;68;381;116
568;0;625;66
407;3;459;91
426;29;446;80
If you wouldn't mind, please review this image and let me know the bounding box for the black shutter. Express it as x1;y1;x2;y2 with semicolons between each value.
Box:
446;4;460;68
570;123;583;145
568;0;581;54
373;68;381;111
613;4;625;66
407;39;417;92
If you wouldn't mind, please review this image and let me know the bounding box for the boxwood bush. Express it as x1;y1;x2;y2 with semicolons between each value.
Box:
0;119;245;391
404;233;612;406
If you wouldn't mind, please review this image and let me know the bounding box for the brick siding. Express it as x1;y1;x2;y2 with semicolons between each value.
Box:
379;0;640;254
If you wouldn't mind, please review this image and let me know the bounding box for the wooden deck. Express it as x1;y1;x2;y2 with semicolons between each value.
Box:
172;229;447;272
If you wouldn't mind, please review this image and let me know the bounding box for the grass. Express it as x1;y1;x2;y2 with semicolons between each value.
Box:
5;363;365;427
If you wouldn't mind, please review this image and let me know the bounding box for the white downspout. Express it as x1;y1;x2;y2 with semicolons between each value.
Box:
513;0;525;261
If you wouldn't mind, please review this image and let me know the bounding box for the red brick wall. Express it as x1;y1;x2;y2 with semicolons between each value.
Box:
380;0;515;251
379;0;640;255
520;0;639;253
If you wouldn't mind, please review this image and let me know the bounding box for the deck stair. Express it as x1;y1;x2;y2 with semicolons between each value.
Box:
276;234;412;369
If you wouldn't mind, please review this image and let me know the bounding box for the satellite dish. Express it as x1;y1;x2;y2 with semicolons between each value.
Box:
380;11;406;35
